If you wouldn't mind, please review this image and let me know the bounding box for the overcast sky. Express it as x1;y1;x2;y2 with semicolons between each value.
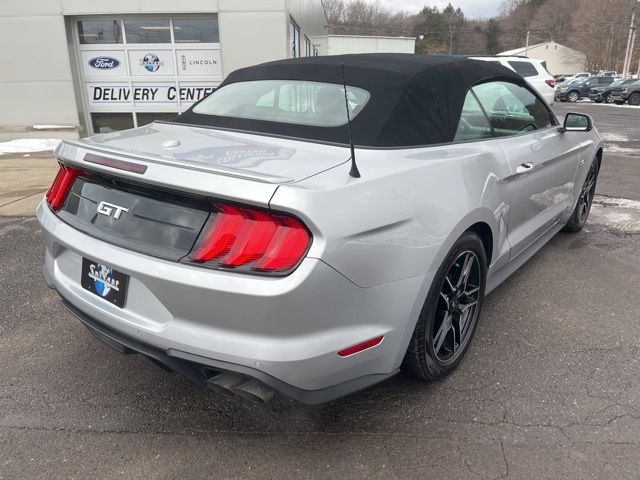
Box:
379;0;502;19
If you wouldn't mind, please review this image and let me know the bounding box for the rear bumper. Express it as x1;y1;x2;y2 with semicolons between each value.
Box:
38;201;428;402
588;93;603;101
58;294;397;404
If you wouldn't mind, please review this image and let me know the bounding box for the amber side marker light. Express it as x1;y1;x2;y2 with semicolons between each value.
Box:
337;336;384;357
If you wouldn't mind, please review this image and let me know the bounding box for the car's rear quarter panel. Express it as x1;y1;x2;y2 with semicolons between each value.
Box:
272;141;513;289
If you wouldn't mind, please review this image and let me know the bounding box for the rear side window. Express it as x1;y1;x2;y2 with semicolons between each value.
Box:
192;80;370;127
508;61;539;78
472;81;553;137
454;91;493;142
598;77;614;86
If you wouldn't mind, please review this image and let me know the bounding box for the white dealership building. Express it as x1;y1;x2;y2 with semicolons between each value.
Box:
0;0;327;140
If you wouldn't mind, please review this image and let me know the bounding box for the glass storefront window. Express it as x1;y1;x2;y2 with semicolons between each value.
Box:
78;20;123;44
290;19;301;58
124;19;171;43
136;112;179;126
173;18;219;43
305;37;311;57
90;113;134;134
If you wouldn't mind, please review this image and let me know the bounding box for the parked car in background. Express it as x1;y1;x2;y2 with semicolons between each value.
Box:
554;74;571;84
589;78;638;103
600;71;618;76
610;79;640;105
556;76;616;102
472;56;556;104
37;54;603;404
563;72;591;83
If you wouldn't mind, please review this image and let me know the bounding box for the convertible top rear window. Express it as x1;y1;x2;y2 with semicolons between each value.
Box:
176;54;526;147
192;80;370;127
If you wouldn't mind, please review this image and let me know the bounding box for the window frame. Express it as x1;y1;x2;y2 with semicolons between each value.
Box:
290;18;301;58
304;36;312;57
452;79;558;145
454;89;495;142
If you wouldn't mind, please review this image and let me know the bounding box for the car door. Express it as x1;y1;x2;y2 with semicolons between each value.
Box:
472;81;582;258
580;78;599;96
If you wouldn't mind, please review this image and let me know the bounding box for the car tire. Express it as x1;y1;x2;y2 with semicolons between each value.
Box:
403;231;487;381
567;91;579;102
604;93;613;104
563;158;599;233
629;93;640;106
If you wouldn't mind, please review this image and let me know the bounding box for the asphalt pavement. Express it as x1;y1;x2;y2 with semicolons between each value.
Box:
1;103;640;479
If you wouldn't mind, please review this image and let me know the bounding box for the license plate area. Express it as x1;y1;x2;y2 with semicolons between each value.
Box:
81;258;129;308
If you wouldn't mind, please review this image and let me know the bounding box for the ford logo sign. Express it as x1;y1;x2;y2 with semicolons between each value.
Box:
88;57;121;69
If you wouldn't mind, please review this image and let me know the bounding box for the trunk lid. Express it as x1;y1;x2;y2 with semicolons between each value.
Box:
59;172;211;261
76;121;350;184
52;122;349;262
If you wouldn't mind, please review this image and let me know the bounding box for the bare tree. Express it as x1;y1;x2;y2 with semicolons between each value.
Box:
325;0;415;36
324;0;638;73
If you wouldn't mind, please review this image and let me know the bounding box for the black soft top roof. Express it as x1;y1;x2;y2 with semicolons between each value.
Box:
176;54;525;148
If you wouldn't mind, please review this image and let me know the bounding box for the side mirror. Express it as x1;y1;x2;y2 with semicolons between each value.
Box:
558;113;593;133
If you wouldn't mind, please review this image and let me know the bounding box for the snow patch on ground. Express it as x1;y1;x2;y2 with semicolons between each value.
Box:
590;195;640;234
0;139;61;155
606;103;640;110
601;132;630;142
32;125;74;130
604;144;638;154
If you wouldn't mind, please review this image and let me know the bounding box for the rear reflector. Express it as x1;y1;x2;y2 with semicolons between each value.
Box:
545;79;556;88
188;203;311;275
338;336;384;357
46;163;82;211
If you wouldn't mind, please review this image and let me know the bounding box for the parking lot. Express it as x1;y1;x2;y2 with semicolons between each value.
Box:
1;102;639;479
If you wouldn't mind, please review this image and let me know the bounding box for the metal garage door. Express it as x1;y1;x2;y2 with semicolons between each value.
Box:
73;16;222;135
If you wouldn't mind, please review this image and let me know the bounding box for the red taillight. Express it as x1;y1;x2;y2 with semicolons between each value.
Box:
46;164;82;211
338;336;384;357
189;203;311;275
545;79;556;88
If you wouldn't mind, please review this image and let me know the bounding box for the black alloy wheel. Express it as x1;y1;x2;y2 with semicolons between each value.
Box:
403;231;487;381
431;251;482;364
577;161;598;224
563;159;599;232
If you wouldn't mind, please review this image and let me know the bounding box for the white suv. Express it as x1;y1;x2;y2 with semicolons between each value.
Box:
472;56;556;105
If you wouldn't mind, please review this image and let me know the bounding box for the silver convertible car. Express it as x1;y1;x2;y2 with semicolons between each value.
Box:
38;54;602;404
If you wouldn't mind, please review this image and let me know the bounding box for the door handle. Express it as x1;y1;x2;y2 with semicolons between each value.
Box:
516;162;534;173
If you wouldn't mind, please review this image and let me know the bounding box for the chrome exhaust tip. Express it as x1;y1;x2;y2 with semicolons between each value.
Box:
206;372;246;397
233;378;275;403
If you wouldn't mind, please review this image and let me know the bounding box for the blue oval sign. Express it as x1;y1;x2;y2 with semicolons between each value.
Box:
88;57;121;69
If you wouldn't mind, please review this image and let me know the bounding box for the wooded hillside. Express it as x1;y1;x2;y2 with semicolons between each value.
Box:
324;0;639;73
